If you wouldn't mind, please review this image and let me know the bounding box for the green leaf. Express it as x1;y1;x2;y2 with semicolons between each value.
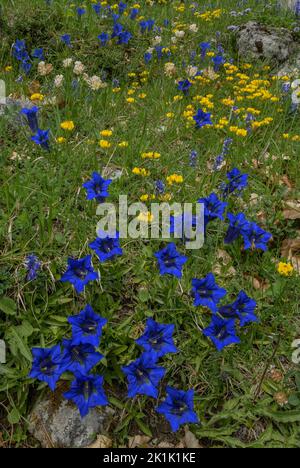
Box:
7;327;32;362
7;407;21;425
136;418;153;438
0;296;17;316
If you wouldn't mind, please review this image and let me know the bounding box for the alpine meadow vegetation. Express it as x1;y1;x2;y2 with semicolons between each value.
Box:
0;0;300;448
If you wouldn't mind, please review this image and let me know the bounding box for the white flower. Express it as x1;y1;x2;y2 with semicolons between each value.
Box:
291;89;300;105
164;62;176;77
37;61;53;76
63;58;73;68
54;75;64;88
87;76;107;91
152;36;162;46
189;24;198;33
73;61;85;75
291;79;300;90
186;65;198;77
175;30;185;38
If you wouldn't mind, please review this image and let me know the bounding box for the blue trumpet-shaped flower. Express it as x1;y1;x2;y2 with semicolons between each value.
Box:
155;243;187;279
191;273;227;313
29;345;64;391
136;319;177;358
20;106;39;133
156;387;199;432
68;305;107;346
193;109;213;128
61;339;103;374
60;256;99;294
89;231;123;262
82;172;112;204
64;372;108;418
203;315;240;351
219;291;258;327
122;351;165;398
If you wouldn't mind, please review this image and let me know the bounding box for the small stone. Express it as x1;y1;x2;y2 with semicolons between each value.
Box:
29;392;114;448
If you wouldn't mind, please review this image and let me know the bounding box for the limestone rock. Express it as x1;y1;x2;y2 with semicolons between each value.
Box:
237;21;297;63
29;393;114;448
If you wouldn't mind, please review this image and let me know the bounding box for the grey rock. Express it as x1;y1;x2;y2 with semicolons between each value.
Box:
279;0;298;12
277;51;300;76
237;21;298;63
29;393;114;448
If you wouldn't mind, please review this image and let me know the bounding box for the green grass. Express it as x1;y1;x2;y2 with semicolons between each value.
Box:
0;0;300;448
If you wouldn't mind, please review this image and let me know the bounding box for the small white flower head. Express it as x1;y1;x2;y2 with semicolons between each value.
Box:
63;58;73;68
38;61;53;76
189;23;198;33
164;62;176;77
152;36;162;46
175;30;185;38
54;74;64;88
291;79;300;90
73;61;85;75
186;65;198;77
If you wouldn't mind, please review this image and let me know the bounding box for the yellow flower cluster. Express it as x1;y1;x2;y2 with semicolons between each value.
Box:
283;134;300;142
194;9;222;21
277;262;294;277
61;121;75;131
141;151;161;160
132;167;150;177
166;174;184;185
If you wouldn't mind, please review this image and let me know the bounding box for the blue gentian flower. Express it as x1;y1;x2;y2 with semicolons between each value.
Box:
122;351;166;398
191;273;227;312
156;387;199;432
155;243;187;279
21;60;32;74
243;222;272;252
111;22;123;38
197;192;227;229
212;55;225;71
178;79;192;95
60;34;71;46
29;345;64;391
222;168;248;197
118;2;127;15
98;33;109;46
92;3;101;15
61;339;103;374
32;48;44;60
144;52;152;64
224;212;250;245
193;109;213;128
140;19;155;33
117;31;132;45
60;256;99;294
155;180;165;195
64;373;108;418
25;254;41;281
68;304;107;346
189;150;198;167
89;231;123;262
31;129;50;150
136;319;177;358
200;41;211;59
203;316;240;351
219;291;258;326
20;106;39;133
130;8;139;20
82;172;112;203
76;7;86;17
